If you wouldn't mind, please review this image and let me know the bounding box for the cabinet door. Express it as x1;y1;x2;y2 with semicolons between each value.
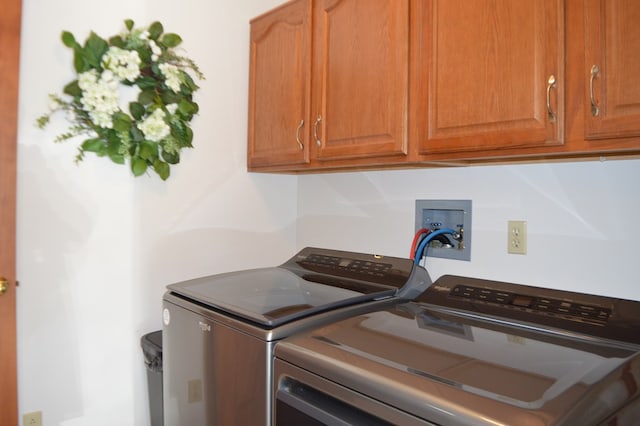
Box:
416;0;564;155
312;0;409;161
248;0;311;169
584;0;640;139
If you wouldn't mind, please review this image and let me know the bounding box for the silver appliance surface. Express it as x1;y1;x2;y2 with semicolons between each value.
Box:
162;247;431;425
167;246;429;328
273;275;640;425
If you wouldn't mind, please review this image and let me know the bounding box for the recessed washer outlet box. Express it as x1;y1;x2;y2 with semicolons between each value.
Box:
415;200;472;261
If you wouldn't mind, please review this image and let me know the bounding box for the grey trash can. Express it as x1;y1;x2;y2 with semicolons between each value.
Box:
141;330;163;426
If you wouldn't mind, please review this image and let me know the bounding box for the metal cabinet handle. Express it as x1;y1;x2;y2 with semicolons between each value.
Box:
295;119;304;150
313;115;322;147
0;277;8;295
546;75;557;123
590;65;600;117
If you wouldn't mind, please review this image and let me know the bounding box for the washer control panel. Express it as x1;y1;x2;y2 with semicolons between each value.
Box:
284;247;417;289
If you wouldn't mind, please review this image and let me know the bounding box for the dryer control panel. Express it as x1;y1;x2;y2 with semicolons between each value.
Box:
420;275;640;347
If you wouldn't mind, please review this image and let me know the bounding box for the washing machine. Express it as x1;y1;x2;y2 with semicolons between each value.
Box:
162;246;431;425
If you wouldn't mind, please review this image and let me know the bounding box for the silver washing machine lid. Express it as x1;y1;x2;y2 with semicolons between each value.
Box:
167;247;431;327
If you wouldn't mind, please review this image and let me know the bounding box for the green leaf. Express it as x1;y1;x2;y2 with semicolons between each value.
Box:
124;19;134;31
112;112;131;132
83;32;109;69
131;157;148;176
171;122;193;148
108;152;125;164
127;141;137;157
161;90;181;105
63;80;82;97
148;22;164;40
61;31;77;48
161;149;180;164
184;126;193;146
129;102;145;120
137;46;152;64
138;88;157;105
106;138;125;164
81;138;105;153
153;159;170;180
182;73;199;92
139;141;158;160
73;47;88;73
161;33;182;48
178;99;197;115
130;126;145;142
109;35;125;48
137;76;157;90
169;119;185;138
172;130;193;148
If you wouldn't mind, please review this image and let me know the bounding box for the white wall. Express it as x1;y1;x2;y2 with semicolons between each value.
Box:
17;0;289;425
297;159;640;301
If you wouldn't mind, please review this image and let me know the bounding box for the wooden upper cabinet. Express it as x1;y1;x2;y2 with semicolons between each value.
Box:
248;0;410;171
584;0;640;140
248;0;640;172
414;0;564;156
248;0;312;169
312;0;409;161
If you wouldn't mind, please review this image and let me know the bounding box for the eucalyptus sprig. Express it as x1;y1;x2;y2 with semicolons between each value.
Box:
37;19;204;180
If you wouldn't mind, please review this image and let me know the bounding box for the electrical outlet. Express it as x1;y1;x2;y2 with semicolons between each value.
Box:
23;411;42;426
508;220;527;254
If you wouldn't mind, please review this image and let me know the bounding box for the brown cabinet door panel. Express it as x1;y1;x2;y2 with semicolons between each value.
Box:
417;0;564;154
313;0;409;161
584;0;640;140
248;0;312;168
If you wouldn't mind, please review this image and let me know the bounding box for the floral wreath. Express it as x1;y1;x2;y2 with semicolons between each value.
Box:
37;19;204;180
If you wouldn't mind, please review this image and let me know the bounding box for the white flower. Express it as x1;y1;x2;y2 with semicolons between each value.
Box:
89;110;115;128
139;108;170;142
77;70;121;128
102;46;141;82
101;69;116;84
159;63;181;92
149;40;162;61
166;103;178;114
78;69;99;91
